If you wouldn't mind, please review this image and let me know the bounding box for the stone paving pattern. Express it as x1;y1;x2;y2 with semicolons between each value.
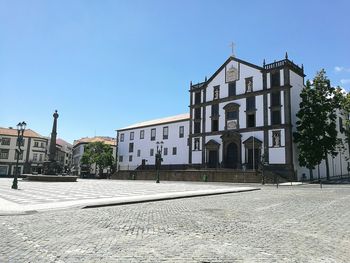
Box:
1;183;350;262
0;179;249;206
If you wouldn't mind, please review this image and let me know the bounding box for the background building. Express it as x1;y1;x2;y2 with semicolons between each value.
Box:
72;136;116;176
0;127;48;176
48;138;73;173
117;114;189;170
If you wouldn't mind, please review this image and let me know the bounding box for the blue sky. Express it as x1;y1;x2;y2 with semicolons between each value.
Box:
1;0;349;143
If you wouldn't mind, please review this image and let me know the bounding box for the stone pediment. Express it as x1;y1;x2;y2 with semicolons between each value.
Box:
223;103;240;111
243;136;262;148
221;131;241;142
205;139;220;149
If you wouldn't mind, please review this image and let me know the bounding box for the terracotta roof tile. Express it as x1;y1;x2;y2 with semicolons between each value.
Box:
73;136;116;147
0;127;46;139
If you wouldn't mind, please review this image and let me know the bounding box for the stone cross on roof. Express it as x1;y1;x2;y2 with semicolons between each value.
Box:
229;42;236;57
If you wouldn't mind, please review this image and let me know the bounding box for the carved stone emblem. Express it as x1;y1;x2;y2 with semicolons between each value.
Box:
226;65;238;83
227;120;238;130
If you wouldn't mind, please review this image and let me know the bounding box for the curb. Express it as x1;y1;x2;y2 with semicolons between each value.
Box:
83;187;260;209
0;187;260;216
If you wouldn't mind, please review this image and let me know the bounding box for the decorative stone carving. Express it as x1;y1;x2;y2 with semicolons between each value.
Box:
226;65;239;83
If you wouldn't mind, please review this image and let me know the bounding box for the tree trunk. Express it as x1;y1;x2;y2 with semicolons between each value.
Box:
309;168;313;181
325;152;330;181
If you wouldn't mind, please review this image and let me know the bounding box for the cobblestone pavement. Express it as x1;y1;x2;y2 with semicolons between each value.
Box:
0;179;257;213
1;184;350;262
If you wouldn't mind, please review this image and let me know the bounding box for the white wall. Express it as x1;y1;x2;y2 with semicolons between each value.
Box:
205;60;263;102
268;129;286;164
269;148;286;164
118;120;189;170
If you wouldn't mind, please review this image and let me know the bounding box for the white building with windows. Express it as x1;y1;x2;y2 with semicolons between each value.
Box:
0;127;48;176
116;54;349;180
117;114;189;170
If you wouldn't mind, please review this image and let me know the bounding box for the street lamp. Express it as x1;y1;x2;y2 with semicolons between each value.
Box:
12;121;26;189
155;141;163;183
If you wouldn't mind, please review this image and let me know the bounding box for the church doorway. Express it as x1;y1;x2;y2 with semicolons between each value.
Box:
247;148;260;169
205;140;220;169
225;142;238;169
208;150;218;168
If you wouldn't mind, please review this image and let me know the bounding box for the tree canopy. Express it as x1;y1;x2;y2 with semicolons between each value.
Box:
81;141;114;176
293;69;342;180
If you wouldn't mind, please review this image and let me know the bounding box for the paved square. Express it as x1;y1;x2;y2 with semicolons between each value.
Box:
0;178;257;214
0;182;349;262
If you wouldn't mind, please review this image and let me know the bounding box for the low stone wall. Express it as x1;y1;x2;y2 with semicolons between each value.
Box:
112;170;264;183
24;174;78;182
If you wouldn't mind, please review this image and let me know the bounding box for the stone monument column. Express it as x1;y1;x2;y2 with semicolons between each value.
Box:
49;110;59;162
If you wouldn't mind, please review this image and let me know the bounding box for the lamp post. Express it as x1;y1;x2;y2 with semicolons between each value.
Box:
155;141;163;183
12;121;26;190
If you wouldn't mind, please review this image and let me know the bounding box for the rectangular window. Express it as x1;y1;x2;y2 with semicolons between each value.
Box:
271;91;281;107
33;153;38;162
16;138;25;146
272;130;281;147
129;155;133;162
130;132;134;140
137;149;141;157
194;92;201;104
246;97;256;111
129;142;134;153
34;141;39;147
247;113;255;128
164;147;168;156
15;150;23;160
150;148;154;156
140;130;144;139
179;126;184;138
0;166;8;175
245;77;253;92
163;126;169;140
194;108;201;120
212;119;219;132
39;154;43;162
194;121;201;133
151;128;156;141
227;111;238;120
119;155;123;162
228;82;236;96
211;104;219;117
194;138;200;150
120;134;124;142
226;110;239;130
1;137;10;145
271;110;281;125
172;147;177;155
40;142;44;148
271;71;281;87
213;86;220;99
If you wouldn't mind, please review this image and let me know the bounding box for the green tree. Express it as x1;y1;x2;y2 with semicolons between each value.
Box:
81;141;114;177
294;69;341;180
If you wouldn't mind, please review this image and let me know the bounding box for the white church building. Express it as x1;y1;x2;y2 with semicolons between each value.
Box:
117;54;349;180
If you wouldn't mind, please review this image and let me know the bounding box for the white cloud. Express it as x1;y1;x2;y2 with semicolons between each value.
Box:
335;66;350;73
335;66;344;72
340;79;350;85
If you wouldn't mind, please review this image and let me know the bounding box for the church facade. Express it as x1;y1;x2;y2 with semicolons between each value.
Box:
117;55;349;180
189;55;303;177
